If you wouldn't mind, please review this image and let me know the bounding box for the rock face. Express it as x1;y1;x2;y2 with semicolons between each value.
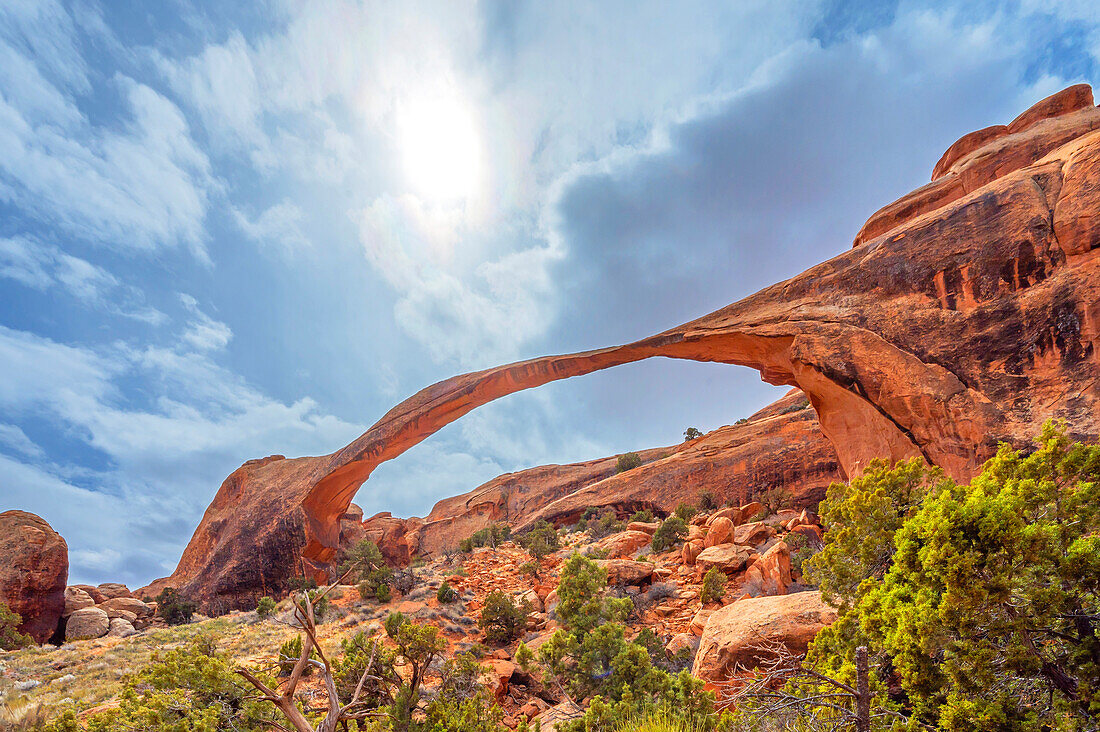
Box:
149;85;1100;611
692;591;838;683
0;511;68;644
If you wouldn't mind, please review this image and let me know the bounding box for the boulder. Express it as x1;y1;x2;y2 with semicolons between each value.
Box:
482;659;518;701
594;530;653;559
789;523;823;544
704;517;734;547
690;608;714;635
99;597;152;618
594;559;654;586
692;591;837;682
535;701;585;731
65;607;110;641
741;541;791;597
666;632;700;657
707;507;742;527
626;521;659;534
681;540;704;566
687;525;706;542
96;583;132;600
518;589;544;613
696;544;756;573
107;618;137;638
733;522;775;547
63;587;96;617
739;502;765;522
70;585;106;604
0;511;68;644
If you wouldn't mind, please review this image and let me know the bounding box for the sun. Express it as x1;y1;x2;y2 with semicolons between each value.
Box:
396;90;483;202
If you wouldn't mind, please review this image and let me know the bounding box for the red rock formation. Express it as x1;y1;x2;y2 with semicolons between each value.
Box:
0;511;68;644
148;85;1100;611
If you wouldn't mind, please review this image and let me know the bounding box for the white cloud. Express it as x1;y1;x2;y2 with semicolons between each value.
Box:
0;236;166;323
232;200;310;256
0;423;44;458
0;7;215;259
179;294;233;352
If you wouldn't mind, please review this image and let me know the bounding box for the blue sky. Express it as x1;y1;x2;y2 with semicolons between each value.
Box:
1;0;1097;587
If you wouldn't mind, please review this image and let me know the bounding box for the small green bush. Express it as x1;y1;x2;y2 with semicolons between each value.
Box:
673;503;697;522
437;580;458;603
700;568;726;605
518;519;561;561
587;508;625;539
478;591;531;644
698;491;718;511
616;452;643;473
277;635;314;676
375;583;392;603
684;427;703;441
155;587;196;626
255;596;276;618
651;516;688;553
629;509;655;523
286;576;318;592
0;601;32;650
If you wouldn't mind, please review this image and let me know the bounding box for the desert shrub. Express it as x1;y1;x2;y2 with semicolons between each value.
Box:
459;537;474;553
629;508;655;523
303;588;330;621
734;417;749;425
341;539;393;602
759;485;794;516
437;580;458;603
277;634;316;676
518;519;561;561
519;561;539;580
154;587;195;626
698;491;718;511
515;641;535;671
683;427;703;441
651;516;687;553
375;583;392;603
785;530;821;581
617;452;643;472
58;636;277;731
0;602;32;651
332;631;396;709
801;423;1100;730
586;508;625;540
700;568;726;605
478;591;531;644
463;523;511;551
391;568;416;595
673;503;697;522
254;596;276;618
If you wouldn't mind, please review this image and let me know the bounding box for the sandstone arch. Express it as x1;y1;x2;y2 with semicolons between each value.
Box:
146;86;1100;610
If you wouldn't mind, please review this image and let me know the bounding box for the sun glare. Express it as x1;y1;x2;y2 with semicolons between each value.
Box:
396;91;483;202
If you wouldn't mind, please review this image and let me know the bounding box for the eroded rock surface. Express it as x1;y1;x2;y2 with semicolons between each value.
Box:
148;85;1100;611
0;511;68;644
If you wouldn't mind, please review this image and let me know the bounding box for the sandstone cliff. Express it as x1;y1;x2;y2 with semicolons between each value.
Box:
146;85;1100;611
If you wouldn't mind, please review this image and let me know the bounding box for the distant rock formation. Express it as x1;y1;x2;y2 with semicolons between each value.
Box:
0;511;68;644
146;85;1100;611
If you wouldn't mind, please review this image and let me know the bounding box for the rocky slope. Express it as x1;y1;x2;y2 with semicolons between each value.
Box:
146;85;1100;611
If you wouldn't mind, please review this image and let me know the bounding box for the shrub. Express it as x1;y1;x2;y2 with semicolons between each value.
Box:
629;509;655;523
651;516;688;553
464;523;511;551
460;537;474;553
0;601;32;650
554;553;631;636
341;539;393;599
478;591;531;644
332;631;395;709
391;568;416;595
286;576;317;592
700;568;726;605
684;427;703;441
304;589;330;621
803;423;1100;730
785;529;821;581
734;417;749;425
518;519;561;561
698;491;718;511
277;635;314;676
375;583;392;603
515;641;535;672
673;503;697;522
437;580;458;603
52;636;276;731
155;587;196;626
616;452;643;473
586;508;624;539
255;596;276;618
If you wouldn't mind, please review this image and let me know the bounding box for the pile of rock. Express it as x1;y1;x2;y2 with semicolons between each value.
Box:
61;583;155;641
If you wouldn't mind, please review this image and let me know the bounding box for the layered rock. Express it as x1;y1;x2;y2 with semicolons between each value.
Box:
149;85;1100;611
0;511;68;644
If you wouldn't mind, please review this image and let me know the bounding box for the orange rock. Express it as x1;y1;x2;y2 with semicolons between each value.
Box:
707;507;742;527
0;511;67;644
696;544;756;573
594;559;655;586
681;540;704;566
741;541;791;597
593;530;653;559
690;608;714;635
739;502;764;522
733;522;774;547
704;517;734;547
692;591;837;682
627;521;659;534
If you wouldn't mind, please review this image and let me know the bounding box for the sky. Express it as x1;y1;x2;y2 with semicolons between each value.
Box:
1;0;1098;587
